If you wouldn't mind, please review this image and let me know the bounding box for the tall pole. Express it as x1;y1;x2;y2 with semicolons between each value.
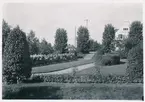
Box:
75;26;77;47
84;19;89;28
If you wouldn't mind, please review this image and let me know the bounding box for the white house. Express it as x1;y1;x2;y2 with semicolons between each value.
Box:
115;21;130;50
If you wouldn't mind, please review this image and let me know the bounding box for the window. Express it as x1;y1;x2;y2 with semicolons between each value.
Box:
123;28;128;30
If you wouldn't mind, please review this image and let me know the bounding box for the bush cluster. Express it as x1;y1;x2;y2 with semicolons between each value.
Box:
31;53;77;67
24;74;143;84
100;54;120;66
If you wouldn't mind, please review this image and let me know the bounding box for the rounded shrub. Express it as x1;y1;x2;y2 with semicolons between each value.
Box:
3;26;32;84
101;54;120;66
126;42;143;82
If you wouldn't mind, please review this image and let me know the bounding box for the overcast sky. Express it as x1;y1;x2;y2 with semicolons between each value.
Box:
3;3;142;45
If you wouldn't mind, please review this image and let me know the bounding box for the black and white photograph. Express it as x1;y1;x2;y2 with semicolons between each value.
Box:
2;1;143;100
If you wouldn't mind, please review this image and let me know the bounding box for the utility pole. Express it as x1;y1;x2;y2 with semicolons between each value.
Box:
84;19;89;28
75;26;77;48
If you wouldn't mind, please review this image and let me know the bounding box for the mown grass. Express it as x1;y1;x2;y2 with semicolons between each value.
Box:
76;63;127;76
32;59;94;74
3;83;143;100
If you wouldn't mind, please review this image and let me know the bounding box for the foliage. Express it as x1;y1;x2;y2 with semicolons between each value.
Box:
27;30;40;55
2;19;11;53
102;24;115;53
76;53;85;59
125;21;143;52
31;53;77;67
3;26;32;84
25;74;143;83
125;21;143;82
77;26;90;54
3;82;143;99
126;41;143;82
39;39;54;55
89;39;102;51
95;52;120;66
101;54;120;66
129;21;143;40
117;50;128;59
54;28;68;53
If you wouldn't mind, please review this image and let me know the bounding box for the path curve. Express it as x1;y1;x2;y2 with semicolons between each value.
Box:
33;63;95;75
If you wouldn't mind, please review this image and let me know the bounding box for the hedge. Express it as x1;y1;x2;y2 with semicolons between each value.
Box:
31;53;77;67
126;42;143;81
95;53;120;66
23;74;143;84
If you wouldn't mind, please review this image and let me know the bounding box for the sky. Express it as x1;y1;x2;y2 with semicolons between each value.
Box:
3;3;143;45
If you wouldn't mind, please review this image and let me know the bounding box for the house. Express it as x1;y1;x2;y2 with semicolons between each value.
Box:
115;21;130;50
66;44;76;53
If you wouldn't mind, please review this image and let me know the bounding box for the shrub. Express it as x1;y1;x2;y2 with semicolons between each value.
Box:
100;54;120;66
117;50;127;59
126;42;143;82
31;53;77;67
3;26;32;84
26;74;143;84
77;53;84;59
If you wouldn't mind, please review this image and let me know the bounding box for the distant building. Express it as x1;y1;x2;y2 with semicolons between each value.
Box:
115;21;130;50
66;44;76;53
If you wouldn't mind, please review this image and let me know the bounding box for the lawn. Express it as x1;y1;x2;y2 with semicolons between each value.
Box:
76;59;127;76
32;59;94;74
3;83;143;100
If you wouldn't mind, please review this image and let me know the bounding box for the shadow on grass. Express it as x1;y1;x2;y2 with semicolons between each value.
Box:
3;83;143;100
3;85;63;99
119;61;126;64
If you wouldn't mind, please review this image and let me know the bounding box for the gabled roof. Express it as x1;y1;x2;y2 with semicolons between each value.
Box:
67;44;76;49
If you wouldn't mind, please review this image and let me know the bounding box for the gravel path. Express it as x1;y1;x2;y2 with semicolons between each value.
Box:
33;63;95;75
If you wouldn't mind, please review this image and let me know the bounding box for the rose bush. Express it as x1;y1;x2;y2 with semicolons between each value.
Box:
31;53;77;67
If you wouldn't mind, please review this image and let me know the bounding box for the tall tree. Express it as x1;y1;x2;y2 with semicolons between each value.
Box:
2;20;11;53
125;21;143;81
3;26;32;84
102;24;115;53
54;28;68;53
125;21;143;51
77;26;90;53
40;39;54;55
27;30;40;55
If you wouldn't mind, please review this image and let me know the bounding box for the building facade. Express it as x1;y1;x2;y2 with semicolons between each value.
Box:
115;22;130;51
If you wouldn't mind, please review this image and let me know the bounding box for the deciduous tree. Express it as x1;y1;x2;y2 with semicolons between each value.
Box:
54;28;68;53
77;26;90;53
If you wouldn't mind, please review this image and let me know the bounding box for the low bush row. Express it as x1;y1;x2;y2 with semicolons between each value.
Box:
23;74;143;84
31;53;77;67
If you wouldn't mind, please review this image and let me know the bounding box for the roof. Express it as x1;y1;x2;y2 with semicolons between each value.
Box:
115;21;130;39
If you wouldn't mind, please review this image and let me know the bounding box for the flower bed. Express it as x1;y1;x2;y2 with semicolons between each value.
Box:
31;53;77;67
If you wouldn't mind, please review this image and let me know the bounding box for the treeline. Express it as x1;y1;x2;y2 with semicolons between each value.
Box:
2;20;101;55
